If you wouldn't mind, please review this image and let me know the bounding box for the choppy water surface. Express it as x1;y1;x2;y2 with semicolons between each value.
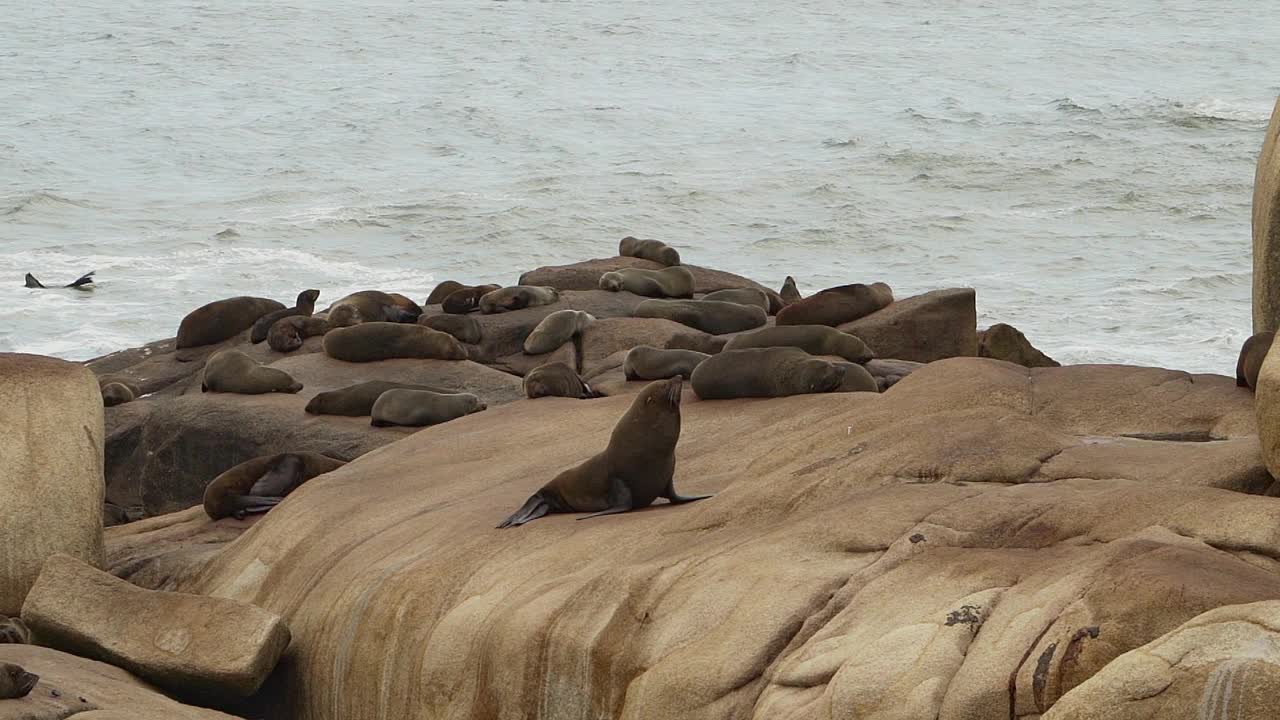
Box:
2;0;1277;372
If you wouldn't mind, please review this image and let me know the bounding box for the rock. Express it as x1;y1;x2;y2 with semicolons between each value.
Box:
0;354;104;616
493;342;580;377
1256;336;1280;478
273;353;524;407
0;644;240;719
106;507;252;591
839;288;979;363
578;317;714;377
1253;96;1280;334
520;256;784;305
978;322;1060;367
1039;436;1274;494
22;554;289;701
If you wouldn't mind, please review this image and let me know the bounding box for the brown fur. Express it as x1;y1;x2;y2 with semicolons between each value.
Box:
305;380;447;416
267;315;329;353
634;299;767;335
1237;331;1275;390
523;310;594;354
0;663;38;699
624;346;709;380
0;617;30;645
201;349;303;394
370;389;486;427
524;362;600;399
690;347;846;399
442;284;503;314
599;267;694;298
618;236;681;266
100;380;140;407
479;286;561;314
780;276;802;304
250;289;320;343
700;287;769;311
419;313;482;344
323;322;467;362
203;452;346;520
425;280;466;305
723;325;874;363
176;296;285;348
775;282;893;327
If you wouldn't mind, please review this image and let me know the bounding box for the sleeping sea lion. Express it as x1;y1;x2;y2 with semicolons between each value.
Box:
176;296;286;349
388;293;424;321
498;377;709;527
624;345;709;380
832;361;879;393
425;280;466;305
780;276;802;304
775;282;893;327
442;284;503;314
100;381;139;407
524;310;595;354
0;663;37;699
690;347;846;399
24;271;95;290
419;313;483;344
201;349;303;394
524;362;601;399
0;617;30;644
323;322;467;362
479;286;561;314
326;290;419;328
370;389;486;427
267;315;329;353
305;380;448;416
633;299;767;335
700;287;770;311
599;267;695;298
203;452;346;520
250;289;320;343
618;236;681;266
723;325;873;363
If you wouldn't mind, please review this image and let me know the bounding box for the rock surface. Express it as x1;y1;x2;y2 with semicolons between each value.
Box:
1253;96;1280;334
978;322;1060;367
840;288;978;363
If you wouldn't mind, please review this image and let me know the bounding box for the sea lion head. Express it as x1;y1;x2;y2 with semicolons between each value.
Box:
641;376;684;409
297;289;321;308
599;272;624;291
804;360;846;393
657;246;681;266
327;305;363;328
0;662;38;699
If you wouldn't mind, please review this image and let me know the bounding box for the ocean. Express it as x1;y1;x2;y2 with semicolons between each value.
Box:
2;0;1277;373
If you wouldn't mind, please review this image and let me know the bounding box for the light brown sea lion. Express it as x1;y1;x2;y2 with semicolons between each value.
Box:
700;287;769;311
176;296;285;349
624;345;709;380
203;452;346;520
1237;331;1275;390
419;313;482;344
723;325;874;363
327;290;419;328
201;349;303;394
665;333;729;354
479;285;561;314
780;276;802;304
524;362;601;399
634;299;767;335
100;380;140;407
323;322;467;362
250;289;320;343
0;617;30;644
618;236;681;266
0;663;37;699
370;389;486;427
425;280;466;306
775;282;893;326
498;377;709;527
304;380;447;416
598;266;695;298
523;310;595;354
442;284;503;314
832;361;879;393
690;347;846;399
267;315;329;353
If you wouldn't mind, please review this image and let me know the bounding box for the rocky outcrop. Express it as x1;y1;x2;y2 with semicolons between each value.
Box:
0;354;104;616
22;554;289;701
840;288;978;363
978;322;1060;367
1253;96;1280;334
579;317;713;377
106;507;253;591
519;256;784;306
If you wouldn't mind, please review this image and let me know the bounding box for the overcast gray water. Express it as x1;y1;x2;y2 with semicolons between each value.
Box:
2;0;1277;373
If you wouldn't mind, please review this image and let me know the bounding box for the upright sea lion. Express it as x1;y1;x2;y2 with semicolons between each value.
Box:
420;313;482;344
0;663;37;699
425;280;466;305
267;315;329;353
599;266;695;298
0;617;30;644
690;347;846;399
1237;331;1275;390
780;276;802;304
498;377;710;527
100;381;139;407
326;290;419;328
203;452;346;520
201;349;303;394
305;380;447;416
442;284;503;314
323;322;467;362
619;236;682;266
624;345;709;380
524;310;595;354
524;362;600;399
371;389;486;427
176;296;285;349
24;270;95;290
479;286;561;314
250;289;320;343
700;287;770;311
723;325;874;363
775;282;893;327
634;299;767;335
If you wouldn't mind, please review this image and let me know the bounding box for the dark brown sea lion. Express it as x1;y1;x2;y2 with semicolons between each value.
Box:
419;313;482;344
203;452;346;520
633;299;767;335
690;347;846;399
201;349;303;394
624;345;709;380
323;322;467;362
665;333;729;354
479;286;561;314
24;271;95;290
388;293;424;321
723;325;874;363
599;267;695;298
267;315;329;353
524;362;601;399
832;361;879;393
326;290;419;328
305;380;447;416
523;310;594;354
700;287;769;311
176;296;285;349
425;280;466;306
370;389;486;427
250;289;320;343
780;276;802;304
100;379;140;407
498;377;710;527
0;617;30;644
0;662;38;699
442;284;502;314
1237;331;1275;390
775;282;893;327
618;236;681;266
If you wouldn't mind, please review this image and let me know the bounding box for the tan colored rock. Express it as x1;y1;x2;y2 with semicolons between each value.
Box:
579;317;713;377
1252;96;1280;334
0;354;104;616
978;322;1060;367
493;341;580;376
1255;332;1280;477
106;507;252;592
839;288;978;363
22;554;289;700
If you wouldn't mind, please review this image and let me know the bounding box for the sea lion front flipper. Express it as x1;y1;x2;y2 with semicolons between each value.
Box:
576;477;634;521
65;271;95;290
229;495;283;520
23;273;44;288
662;478;712;505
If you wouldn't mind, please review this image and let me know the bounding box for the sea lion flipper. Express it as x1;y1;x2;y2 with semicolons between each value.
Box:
229;495;283;518
497;493;552;529
666;492;713;505
576;477;634;520
65;271;95;289
23;273;44;288
576;505;632;521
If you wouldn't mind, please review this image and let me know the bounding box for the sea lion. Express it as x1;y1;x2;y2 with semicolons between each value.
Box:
1237;331;1275;390
618;236;681;266
598;266;695;298
176;296;286;349
524;362;601;399
524;310;595;354
775;282;893;327
498;377;710;527
665;333;728;355
267;315;329;353
442;284;503;314
723;325;874;363
690;347;846;399
832;361;879;393
0;617;30;644
201;349;303;394
624;345;709;380
700;287;770;311
100;381;138;407
24;271;95;290
780;276;802;304
370;389;486;427
0;663;37;699
203;452;346;520
388;293;424;321
305;380;448;416
425;280;466;305
323;322;467;362
633;299;767;335
479;285;561;314
419;313;482;344
326;290;419;328
250;289;320;343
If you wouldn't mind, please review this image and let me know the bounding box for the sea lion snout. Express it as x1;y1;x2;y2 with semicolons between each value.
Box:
16;670;37;696
1;663;38;699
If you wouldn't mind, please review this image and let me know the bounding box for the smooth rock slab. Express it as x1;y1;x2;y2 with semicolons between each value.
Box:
1253;96;1280;334
839;288;978;363
21;554;289;700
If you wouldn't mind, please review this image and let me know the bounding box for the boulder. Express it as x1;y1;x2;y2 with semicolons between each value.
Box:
106;507;253;591
839;288;978;363
493;342;580;377
978;322;1060;367
520;256;784;305
0;354;104;616
1252;96;1280;334
21;554;290;700
578;317;714;377
1255;332;1280;477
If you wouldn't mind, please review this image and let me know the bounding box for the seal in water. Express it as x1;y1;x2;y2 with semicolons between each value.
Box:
250;289;320;343
524;361;601;399
690;347;846;399
523;310;595;355
370;389;486;427
497;376;711;527
723;325;873;363
618;236;681;266
24;271;95;290
479;285;561;314
323;322;467;362
598;266;695;298
203;452;346;520
1237;331;1275;390
305;380;448;416
624;345;709;380
176;296;286;349
0;663;38;699
442;284;503;314
201;349;303;394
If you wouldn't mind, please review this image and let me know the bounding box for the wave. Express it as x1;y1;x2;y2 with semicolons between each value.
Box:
1050;95;1271;127
0;191;95;217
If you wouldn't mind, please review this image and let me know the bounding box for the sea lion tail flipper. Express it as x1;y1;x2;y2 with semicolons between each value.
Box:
23;273;44;288
65;270;95;289
497;493;552;529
